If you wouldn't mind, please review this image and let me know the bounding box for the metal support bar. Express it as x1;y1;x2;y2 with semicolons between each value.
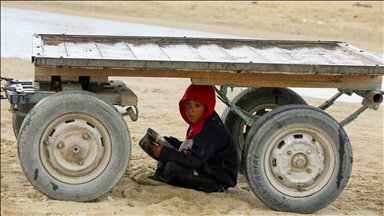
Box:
317;89;355;111
317;90;344;110
340;105;369;127
214;85;258;127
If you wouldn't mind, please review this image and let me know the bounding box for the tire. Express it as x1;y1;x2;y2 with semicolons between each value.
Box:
243;104;353;213
221;87;307;174
12;103;33;139
18;90;131;201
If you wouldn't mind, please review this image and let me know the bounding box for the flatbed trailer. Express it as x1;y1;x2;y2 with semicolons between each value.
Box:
1;34;383;214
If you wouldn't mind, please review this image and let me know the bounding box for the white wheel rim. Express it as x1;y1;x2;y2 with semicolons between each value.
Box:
39;112;112;184
264;123;336;197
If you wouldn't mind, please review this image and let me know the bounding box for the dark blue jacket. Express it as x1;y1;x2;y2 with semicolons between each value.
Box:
159;112;238;189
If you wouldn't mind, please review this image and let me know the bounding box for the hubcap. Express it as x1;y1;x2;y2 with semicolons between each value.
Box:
265;125;335;197
40;113;112;184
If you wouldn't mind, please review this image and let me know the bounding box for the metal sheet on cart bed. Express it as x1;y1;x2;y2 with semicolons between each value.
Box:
32;34;384;76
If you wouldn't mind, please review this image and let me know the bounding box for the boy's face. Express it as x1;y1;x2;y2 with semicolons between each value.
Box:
185;99;208;124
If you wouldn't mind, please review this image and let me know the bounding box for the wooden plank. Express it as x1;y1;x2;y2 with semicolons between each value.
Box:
42;43;67;58
190;44;235;62
160;44;204;61
191;75;382;90
34;67;382;89
89;76;108;83
127;43;171;60
33;58;384;76
248;46;298;63
221;45;268;62
35;75;51;82
34;35;384;67
64;42;101;58
96;42;137;59
61;76;79;82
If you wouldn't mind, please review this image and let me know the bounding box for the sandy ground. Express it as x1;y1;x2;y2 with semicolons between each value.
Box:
1;1;383;215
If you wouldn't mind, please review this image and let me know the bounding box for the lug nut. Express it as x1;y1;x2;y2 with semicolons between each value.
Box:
82;133;89;139
72;145;80;154
43;140;50;145
306;149;312;154
57;142;64;149
287;150;292;155
307;168;312;173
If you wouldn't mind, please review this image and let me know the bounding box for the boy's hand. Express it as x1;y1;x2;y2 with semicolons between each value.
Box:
153;139;165;158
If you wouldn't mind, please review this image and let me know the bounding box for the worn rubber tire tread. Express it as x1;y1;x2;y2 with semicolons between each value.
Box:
221;87;307;174
243;104;353;213
18;90;131;201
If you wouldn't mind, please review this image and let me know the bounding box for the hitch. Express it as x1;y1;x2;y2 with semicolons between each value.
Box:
1;76;14;82
1;76;14;99
1;76;33;103
1;76;42;104
1;76;26;92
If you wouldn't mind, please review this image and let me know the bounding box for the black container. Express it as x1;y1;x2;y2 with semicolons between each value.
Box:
139;128;172;160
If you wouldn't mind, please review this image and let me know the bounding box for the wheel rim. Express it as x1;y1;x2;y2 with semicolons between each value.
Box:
238;103;280;150
39;112;112;184
264;124;335;197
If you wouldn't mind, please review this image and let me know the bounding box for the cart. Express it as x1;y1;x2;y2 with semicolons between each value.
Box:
1;34;383;214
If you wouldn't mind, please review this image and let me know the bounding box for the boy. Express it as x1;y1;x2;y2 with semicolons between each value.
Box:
137;84;238;192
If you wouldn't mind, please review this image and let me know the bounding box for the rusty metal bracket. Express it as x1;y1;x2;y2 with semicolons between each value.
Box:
121;105;139;122
338;89;383;127
214;85;258;127
353;90;383;110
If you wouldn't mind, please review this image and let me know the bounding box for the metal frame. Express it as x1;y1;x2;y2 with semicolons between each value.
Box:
1;77;139;121
213;84;383;128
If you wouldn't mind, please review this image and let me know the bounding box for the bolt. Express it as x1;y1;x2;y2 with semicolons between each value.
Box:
43;140;50;145
57;142;64;149
287;170;292;175
78;159;83;166
72;145;80;154
82;133;89;139
287;150;292;155
307;168;312;173
295;158;306;167
306;149;312;154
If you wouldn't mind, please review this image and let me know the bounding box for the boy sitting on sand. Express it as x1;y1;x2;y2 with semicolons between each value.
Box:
137;84;238;192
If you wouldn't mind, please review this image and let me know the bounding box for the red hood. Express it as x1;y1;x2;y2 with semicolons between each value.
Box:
179;84;216;138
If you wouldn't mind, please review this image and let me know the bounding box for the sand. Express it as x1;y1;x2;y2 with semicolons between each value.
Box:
1;1;383;215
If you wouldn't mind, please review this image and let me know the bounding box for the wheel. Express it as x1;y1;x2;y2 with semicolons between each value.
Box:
18;90;131;201
221;87;307;174
12;103;33;139
243;104;353;213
